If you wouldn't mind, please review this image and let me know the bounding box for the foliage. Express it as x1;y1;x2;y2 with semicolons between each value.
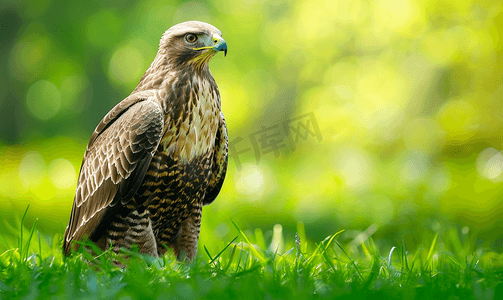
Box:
1;209;503;299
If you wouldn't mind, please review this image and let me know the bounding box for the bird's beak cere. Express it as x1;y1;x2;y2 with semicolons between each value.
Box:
193;34;227;57
212;36;227;57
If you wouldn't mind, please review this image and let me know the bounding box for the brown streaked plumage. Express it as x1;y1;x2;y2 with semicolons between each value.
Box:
63;21;228;261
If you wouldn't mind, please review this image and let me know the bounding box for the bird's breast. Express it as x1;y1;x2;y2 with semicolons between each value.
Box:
161;79;220;164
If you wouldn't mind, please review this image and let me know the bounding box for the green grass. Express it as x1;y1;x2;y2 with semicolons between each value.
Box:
1;208;503;299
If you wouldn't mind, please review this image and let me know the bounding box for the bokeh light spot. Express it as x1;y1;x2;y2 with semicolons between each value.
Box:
9;31;51;82
333;148;373;190
26;80;61;120
400;151;429;184
48;158;77;189
108;45;145;88
234;164;265;198
476;148;503;182
429;167;451;195
18;151;46;189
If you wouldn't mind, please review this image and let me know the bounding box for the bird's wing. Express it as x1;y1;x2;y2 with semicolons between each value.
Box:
203;111;228;205
63;96;164;254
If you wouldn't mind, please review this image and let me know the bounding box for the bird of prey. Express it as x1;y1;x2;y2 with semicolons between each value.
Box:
63;21;228;261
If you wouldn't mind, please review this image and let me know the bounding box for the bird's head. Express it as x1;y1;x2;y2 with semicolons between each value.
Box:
160;21;227;70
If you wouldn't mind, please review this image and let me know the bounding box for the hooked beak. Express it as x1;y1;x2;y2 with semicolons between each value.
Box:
212;36;227;56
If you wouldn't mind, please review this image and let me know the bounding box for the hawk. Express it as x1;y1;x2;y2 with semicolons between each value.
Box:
63;21;228;261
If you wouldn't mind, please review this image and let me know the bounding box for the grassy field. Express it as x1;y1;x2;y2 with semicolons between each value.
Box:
1;207;502;300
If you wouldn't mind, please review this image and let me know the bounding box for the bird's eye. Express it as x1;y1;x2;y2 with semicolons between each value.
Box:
185;34;197;43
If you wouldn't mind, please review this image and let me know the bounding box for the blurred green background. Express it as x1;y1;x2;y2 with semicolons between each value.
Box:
1;0;503;254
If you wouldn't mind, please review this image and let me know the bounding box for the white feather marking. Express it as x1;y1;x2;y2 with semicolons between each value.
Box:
166;76;219;163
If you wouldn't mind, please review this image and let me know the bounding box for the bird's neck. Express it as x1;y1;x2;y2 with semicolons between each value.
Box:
132;51;169;93
133;51;212;94
131;52;219;118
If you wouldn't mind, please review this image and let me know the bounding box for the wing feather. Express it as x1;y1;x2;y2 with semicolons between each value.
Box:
203;112;228;205
63;97;164;255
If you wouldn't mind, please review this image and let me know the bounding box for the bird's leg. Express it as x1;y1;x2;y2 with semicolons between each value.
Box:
119;209;159;258
160;205;202;261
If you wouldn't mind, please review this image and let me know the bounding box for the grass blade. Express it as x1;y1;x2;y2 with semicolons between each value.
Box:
37;230;42;266
231;220;266;263
19;205;31;256
334;240;364;282
426;233;438;270
306;229;345;265
224;244;237;272
297;222;307;253
23;218;38;261
204;245;215;264
209;236;238;265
